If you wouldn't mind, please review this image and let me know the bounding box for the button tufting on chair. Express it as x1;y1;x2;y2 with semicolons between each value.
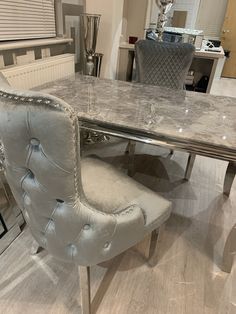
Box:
30;138;40;147
103;242;110;249
83;224;91;230
56;199;64;203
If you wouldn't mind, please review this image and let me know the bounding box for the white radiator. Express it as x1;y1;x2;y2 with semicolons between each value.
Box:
1;54;75;89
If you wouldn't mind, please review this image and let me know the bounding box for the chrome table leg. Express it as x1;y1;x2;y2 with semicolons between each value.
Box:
126;140;136;177
168;149;174;157
31;240;42;255
79;266;91;314
223;162;236;197
148;224;165;267
222;224;236;273
184;153;196;181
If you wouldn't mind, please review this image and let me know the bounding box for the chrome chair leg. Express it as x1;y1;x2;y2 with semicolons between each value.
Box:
184;153;196;181
79;266;91;314
126;140;136;177
31;240;42;255
222;224;236;273
223;162;236;197
125;140;132;154
148;224;165;267
168;149;174;157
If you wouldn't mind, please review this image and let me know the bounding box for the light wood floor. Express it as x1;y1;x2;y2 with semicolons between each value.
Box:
211;77;236;97
0;138;235;314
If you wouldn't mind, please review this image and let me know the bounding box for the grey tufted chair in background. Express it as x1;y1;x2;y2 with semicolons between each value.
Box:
126;40;196;180
135;40;195;89
0;79;171;313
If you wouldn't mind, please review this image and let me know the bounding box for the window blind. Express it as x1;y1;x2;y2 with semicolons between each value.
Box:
195;0;228;38
0;0;56;41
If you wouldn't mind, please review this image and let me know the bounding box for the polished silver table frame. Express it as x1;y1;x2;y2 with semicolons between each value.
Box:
80;119;236;197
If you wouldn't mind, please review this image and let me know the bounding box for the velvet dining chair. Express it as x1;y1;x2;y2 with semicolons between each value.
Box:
126;40;196;179
0;80;171;314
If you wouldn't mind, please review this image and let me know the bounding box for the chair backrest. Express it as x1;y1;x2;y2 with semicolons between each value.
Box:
135;40;195;89
0;82;84;260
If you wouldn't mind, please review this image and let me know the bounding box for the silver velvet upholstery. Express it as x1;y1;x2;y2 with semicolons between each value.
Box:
0;83;171;267
135;40;195;89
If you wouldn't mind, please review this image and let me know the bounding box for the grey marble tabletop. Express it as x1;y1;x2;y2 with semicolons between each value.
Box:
35;74;236;162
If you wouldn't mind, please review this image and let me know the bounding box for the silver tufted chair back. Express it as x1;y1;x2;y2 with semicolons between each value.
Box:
135;40;195;89
0;85;85;259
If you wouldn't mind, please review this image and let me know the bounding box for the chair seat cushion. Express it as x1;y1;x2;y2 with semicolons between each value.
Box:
81;156;171;226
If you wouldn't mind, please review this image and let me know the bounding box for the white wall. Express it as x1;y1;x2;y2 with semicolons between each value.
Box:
124;0;148;41
86;0;124;79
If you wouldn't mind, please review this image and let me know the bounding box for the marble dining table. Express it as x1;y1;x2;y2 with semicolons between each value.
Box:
35;73;236;197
